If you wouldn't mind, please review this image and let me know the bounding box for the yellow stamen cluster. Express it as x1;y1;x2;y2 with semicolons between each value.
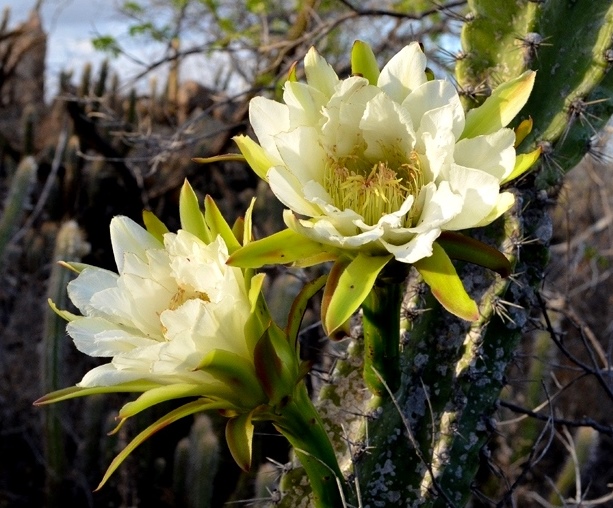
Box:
169;286;210;311
324;151;423;227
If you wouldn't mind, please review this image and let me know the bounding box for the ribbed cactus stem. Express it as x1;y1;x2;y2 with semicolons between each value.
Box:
0;156;37;261
362;279;403;396
79;62;92;98
42;220;88;506
274;382;347;508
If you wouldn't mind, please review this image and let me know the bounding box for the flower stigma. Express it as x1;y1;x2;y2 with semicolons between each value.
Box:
324;150;423;227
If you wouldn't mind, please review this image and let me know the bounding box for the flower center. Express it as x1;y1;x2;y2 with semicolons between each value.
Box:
324;151;423;226
168;286;210;311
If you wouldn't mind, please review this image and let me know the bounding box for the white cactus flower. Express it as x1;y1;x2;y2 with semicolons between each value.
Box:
66;216;257;394
235;42;530;264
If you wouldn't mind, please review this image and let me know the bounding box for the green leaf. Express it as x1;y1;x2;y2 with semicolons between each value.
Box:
204;195;241;253
351;40;380;85
179;180;211;243
413;243;479;322
461;71;536;139
227;229;328;268
34;381;160;405
436;232;511;277
118;384;206;420
286;275;327;349
142;210;169;244
323;254;392;336
96;399;218;490
225;411;255;472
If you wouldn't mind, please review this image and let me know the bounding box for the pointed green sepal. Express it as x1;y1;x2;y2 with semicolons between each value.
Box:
287;60;298;82
514;116;533;147
57;260;89;274
118;384;207;420
413;243;479;322
95;399;219;491
204;195;241;253
323;253;392;337
501;146;541;185
142;210;169;244
196;349;266;408
242;198;256;245
254;324;300;405
461;71;536;139
192;153;246;165
179;179;211;243
33;380;160;405
436;231;512;277
292;251;338;268
351;40;380;85
286;274;327;349
225;411;255;472
232;134;273;181
48;298;80;322
227;228;328;268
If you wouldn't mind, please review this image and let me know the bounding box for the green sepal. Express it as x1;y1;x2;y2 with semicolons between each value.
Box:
96;399;220;491
227;228;328;268
196;349;266;408
461;71;536;140
253;324;299;405
242;198;256;245
225;410;255;472
179;179;211;243
57;260;89;274
142;210;169;243
292;251;338;268
436;231;511;277
117;384;207;420
34;380;160;405
192;153;246;164
48;298;80;322
232;216;245;245
232;134;272;181
204;195;241;253
514;117;533;147
413;243;479;322
501;146;541;185
323;253;392;337
287;60;298;82
351;40;380;85
286;274;327;349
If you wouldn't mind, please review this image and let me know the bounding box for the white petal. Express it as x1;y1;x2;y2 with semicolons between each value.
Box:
268;166;322;217
360;93;416;161
473;192;515;227
274;126;327;184
403;80;464;138
304;46;339;98
443;164;501;230
249;96;290;163
77;363;146;387
67;267;118;315
453;129;516;181
283;81;328;127
68;317;158;357
110;216;161;273
321;77;377;156
411;181;463;232
377;42;427;104
381;228;441;264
